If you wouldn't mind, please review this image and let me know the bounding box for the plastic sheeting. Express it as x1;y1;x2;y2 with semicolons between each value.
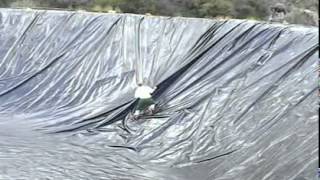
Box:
0;8;318;180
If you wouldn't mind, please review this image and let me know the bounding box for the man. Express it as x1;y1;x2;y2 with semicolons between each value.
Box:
134;83;157;117
269;3;288;24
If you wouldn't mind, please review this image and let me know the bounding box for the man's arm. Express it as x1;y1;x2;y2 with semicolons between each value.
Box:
146;86;156;93
151;86;157;93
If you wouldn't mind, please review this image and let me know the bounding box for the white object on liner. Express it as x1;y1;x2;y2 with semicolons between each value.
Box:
134;85;155;99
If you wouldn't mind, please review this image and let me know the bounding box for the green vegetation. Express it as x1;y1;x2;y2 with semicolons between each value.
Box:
0;0;318;26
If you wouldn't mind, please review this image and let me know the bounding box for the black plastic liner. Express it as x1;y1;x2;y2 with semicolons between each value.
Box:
0;9;318;180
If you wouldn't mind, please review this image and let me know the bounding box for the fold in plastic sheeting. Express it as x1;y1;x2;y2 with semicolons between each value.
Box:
0;9;318;180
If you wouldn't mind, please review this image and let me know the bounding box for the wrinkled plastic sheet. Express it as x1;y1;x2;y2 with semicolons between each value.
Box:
0;8;318;180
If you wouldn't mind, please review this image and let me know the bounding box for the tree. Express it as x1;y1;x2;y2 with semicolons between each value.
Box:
117;0;157;14
232;0;268;20
193;0;233;18
0;0;10;7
